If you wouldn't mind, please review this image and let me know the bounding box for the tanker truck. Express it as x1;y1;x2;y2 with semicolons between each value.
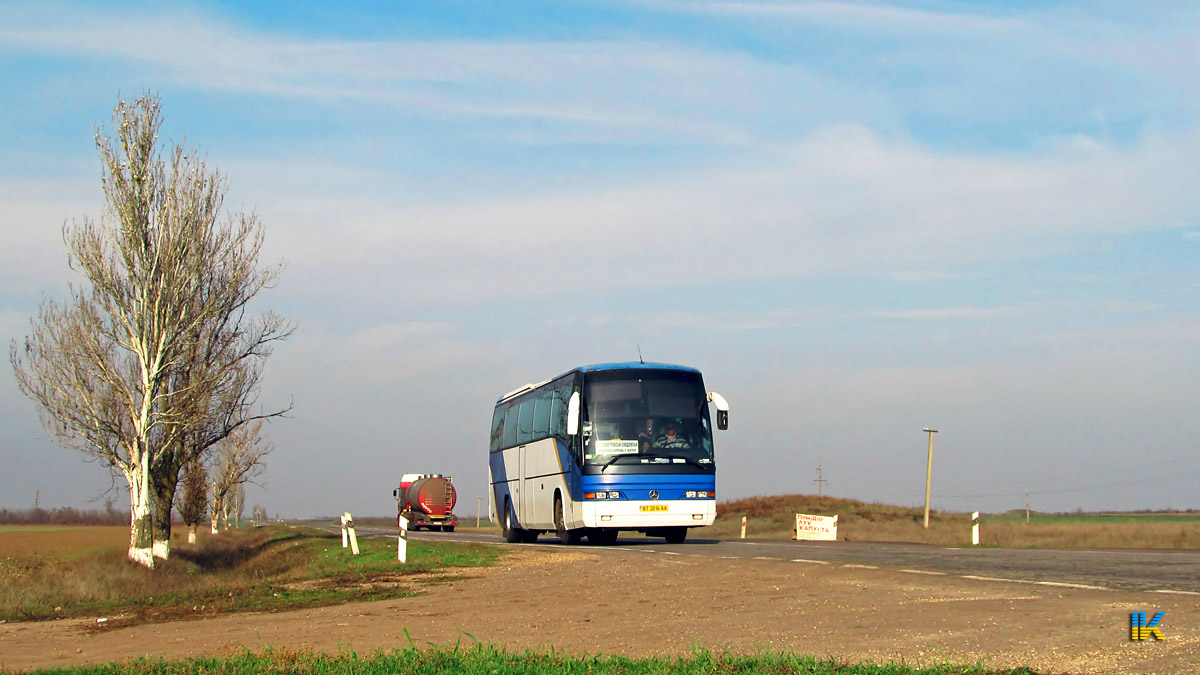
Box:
393;473;458;532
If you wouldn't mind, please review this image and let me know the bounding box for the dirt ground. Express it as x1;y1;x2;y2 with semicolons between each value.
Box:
1;546;1197;674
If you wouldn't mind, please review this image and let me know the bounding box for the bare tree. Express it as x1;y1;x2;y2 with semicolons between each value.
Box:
151;308;292;559
175;455;208;544
251;504;268;525
10;94;290;568
210;420;270;534
229;484;246;528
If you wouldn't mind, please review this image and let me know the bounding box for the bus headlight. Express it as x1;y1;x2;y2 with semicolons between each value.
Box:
685;491;697;498
608;491;621;499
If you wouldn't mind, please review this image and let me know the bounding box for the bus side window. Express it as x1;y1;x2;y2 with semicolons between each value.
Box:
516;399;534;445
533;391;551;439
490;407;505;452
503;405;518;448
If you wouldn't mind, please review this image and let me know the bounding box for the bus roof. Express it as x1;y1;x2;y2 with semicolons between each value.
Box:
496;362;701;404
578;361;699;374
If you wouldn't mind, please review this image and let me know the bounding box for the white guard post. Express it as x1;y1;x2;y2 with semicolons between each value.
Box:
341;512;360;555
971;511;980;546
793;513;838;541
740;516;747;539
398;515;409;563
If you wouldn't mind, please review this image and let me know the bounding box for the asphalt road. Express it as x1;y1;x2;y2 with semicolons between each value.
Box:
307;522;1200;595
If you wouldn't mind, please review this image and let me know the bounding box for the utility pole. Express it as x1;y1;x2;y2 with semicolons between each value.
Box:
922;428;938;529
814;463;827;497
1025;493;1030;524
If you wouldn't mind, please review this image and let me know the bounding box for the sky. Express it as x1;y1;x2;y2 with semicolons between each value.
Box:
2;1;1199;520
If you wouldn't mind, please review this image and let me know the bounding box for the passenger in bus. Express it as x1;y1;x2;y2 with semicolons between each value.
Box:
653;420;691;449
638;418;656;453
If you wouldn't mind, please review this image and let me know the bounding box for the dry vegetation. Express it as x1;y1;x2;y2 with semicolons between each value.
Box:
714;494;1200;549
0;506;129;526
0;525;498;625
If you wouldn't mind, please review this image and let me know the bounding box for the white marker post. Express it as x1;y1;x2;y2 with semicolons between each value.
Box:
342;512;360;555
971;511;980;546
740;516;747;539
398;515;409;563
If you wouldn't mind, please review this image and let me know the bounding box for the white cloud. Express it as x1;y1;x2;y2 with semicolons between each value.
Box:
0;3;869;146
0;176;102;297
645;0;1026;36
235;123;1200;308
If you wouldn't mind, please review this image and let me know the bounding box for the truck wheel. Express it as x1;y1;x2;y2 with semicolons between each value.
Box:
502;499;522;543
555;495;582;545
444;526;455;533
664;527;687;544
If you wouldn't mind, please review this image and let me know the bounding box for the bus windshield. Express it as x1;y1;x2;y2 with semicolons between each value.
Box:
581;369;714;471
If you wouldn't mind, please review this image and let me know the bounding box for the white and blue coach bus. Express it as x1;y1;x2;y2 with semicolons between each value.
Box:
488;362;729;545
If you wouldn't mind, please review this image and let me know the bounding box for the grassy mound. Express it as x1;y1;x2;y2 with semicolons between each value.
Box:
712;494;1200;548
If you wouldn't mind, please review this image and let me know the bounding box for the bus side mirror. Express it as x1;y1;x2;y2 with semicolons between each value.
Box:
707;391;729;430
567;391;581;436
392;489;399;499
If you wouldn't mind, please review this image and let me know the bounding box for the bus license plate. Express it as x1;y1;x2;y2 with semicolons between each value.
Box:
640;505;668;512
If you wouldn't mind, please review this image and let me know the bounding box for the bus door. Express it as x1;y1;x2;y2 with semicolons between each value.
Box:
518;444;529;525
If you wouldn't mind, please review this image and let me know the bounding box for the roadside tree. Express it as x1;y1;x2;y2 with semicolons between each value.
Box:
176;456;208;544
10;94;290;568
210;420;271;534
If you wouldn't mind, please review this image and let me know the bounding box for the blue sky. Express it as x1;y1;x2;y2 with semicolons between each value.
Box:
2;1;1199;519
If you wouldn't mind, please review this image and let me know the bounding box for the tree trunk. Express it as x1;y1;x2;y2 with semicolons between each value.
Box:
210;495;221;534
187;524;197;544
151;464;179;560
128;468;154;568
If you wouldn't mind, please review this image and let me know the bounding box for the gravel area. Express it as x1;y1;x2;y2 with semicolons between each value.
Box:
1;546;1196;673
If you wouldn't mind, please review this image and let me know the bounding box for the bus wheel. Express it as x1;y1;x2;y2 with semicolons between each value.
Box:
503;499;522;543
555;495;582;545
664;527;687;544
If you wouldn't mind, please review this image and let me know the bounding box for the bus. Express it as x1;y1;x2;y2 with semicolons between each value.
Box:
488;362;729;545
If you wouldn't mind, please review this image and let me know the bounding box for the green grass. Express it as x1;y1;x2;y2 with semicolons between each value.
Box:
17;645;1042;675
0;525;499;626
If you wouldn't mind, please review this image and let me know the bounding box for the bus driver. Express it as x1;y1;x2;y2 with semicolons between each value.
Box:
653;420;691;449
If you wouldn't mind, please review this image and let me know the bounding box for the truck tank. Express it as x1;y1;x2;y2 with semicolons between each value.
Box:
396;474;458;531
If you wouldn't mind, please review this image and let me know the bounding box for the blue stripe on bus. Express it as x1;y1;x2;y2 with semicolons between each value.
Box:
581;472;714;501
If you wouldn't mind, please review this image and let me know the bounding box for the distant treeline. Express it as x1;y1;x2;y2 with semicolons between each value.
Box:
0;506;130;526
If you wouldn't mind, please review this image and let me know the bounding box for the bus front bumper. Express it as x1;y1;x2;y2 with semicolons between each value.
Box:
581;500;716;529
